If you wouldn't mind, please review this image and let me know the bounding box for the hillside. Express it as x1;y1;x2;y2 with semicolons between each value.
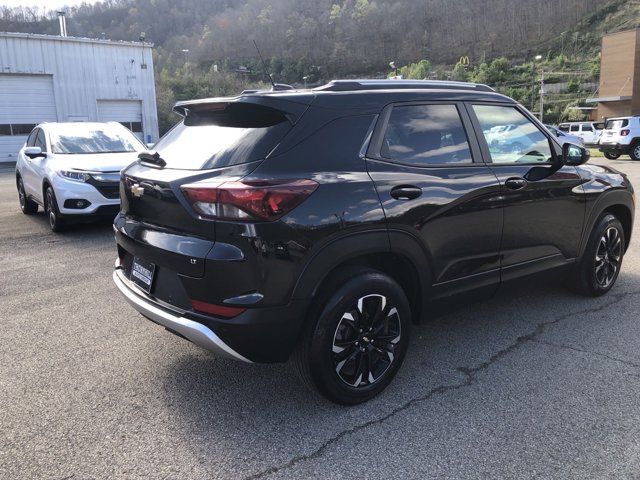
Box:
0;0;613;76
1;0;639;129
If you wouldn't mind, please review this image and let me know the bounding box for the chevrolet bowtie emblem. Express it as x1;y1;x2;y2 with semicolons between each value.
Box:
130;183;144;197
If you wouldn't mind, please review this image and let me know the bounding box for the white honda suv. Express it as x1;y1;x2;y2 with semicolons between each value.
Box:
599;116;640;161
15;122;145;231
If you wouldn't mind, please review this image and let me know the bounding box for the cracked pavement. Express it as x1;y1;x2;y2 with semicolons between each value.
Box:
1;158;640;479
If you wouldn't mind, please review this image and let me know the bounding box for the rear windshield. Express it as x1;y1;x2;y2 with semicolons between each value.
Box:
605;119;629;130
153;102;292;170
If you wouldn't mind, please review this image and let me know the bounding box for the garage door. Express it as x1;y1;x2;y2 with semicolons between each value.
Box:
97;100;143;140
0;74;57;162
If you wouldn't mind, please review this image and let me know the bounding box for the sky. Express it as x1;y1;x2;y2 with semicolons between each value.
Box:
1;0;100;9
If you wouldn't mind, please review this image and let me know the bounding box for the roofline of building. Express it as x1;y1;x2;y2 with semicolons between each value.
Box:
586;95;632;103
602;27;640;39
0;31;153;48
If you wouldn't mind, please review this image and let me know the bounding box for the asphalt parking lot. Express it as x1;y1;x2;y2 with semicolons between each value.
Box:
1;159;640;480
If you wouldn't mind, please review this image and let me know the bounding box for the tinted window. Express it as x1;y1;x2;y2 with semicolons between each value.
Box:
582;125;593;132
26;129;38;146
154;102;292;170
35;129;47;152
570;125;579;132
473;105;553;164
558;124;569;132
380;104;473;166
0;125;10;136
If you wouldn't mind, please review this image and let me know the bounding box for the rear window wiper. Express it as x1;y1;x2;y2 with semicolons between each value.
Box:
138;151;167;168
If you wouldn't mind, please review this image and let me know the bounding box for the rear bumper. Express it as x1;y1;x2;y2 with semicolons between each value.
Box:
113;265;309;363
599;143;631;154
113;269;252;362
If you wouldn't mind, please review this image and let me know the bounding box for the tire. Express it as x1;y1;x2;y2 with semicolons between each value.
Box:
604;152;620;160
629;142;640;161
569;213;625;297
44;186;65;232
293;267;411;405
17;176;38;215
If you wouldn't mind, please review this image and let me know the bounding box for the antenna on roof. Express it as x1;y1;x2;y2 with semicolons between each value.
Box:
253;40;275;89
252;40;294;91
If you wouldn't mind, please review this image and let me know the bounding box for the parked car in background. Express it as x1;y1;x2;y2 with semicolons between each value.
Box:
15;122;145;231
544;124;585;146
557;122;603;146
112;80;634;404
599;116;640;161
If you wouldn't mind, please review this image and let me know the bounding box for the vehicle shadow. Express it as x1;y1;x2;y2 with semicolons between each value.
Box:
158;269;640;476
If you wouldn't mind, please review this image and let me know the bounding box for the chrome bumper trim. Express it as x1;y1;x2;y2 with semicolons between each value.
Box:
112;269;252;363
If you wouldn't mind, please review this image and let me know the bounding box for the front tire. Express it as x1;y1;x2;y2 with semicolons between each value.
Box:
293;268;411;404
604;152;620;160
45;186;65;232
17;176;38;214
569;213;625;297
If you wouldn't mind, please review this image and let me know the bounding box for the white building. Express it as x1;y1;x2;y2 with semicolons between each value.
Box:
0;32;159;162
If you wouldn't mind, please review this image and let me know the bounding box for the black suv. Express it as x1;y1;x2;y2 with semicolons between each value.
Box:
113;80;635;404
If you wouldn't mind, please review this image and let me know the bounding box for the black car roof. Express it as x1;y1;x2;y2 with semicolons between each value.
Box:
173;79;516;116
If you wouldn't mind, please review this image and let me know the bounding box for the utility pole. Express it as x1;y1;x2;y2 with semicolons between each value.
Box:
539;69;544;122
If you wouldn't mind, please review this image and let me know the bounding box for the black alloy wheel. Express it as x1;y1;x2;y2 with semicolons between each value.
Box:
293;268;411;405
594;226;623;289
332;294;402;388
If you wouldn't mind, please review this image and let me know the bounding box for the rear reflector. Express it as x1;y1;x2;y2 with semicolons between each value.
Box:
181;179;318;221
191;299;246;318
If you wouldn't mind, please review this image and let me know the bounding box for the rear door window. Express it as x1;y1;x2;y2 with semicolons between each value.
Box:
153;102;292;170
582;125;593;132
380;104;473;166
570;125;579;132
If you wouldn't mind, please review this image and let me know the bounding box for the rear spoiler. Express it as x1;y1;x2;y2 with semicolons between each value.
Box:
173;94;314;125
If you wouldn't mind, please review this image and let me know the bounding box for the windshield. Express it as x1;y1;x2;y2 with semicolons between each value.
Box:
605;119;629;130
152;102;292;170
51;124;143;154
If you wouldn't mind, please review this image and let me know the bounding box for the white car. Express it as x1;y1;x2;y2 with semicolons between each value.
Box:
15;122;145;231
544;124;585;146
557;122;602;146
599;116;640;161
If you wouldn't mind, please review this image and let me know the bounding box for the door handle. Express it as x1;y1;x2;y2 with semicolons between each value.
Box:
504;177;527;190
390;185;422;200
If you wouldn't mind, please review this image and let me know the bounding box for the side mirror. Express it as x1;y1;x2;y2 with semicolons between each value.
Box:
562;142;590;166
24;146;45;159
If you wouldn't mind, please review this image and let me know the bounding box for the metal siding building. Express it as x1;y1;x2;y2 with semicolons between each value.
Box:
0;32;159;162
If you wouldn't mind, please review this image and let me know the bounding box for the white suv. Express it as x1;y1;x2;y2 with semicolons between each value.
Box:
599;116;640;161
557;122;602;146
15;122;145;231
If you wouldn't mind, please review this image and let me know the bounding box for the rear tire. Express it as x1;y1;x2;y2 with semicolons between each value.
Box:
629;142;640;161
45;186;65;233
293;268;411;405
568;213;625;297
604;152;620;160
17;176;38;215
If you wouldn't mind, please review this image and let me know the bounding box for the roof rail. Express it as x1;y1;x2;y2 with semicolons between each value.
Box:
314;79;495;93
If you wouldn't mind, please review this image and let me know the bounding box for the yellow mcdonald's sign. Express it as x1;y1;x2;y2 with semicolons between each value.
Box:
458;56;470;67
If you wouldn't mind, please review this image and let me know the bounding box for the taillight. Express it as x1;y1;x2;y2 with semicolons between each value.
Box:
621;129;630;136
181;179;318;221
